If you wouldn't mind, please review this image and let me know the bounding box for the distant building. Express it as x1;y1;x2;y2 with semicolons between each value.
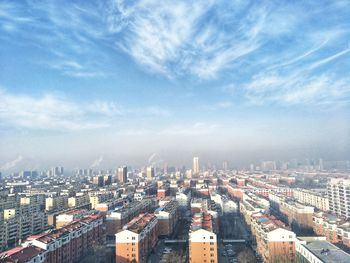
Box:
117;166;128;183
146;166;155;180
261;161;276;171
193;157;199;174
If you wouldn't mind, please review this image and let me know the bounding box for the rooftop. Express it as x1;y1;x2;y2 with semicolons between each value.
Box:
0;246;44;263
125;213;157;234
303;240;350;263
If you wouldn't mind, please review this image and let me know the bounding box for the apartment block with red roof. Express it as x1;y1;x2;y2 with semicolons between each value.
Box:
115;213;158;263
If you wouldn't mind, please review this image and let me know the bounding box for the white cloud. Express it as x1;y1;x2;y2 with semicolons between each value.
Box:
0;89;114;130
110;0;285;79
0;88;171;131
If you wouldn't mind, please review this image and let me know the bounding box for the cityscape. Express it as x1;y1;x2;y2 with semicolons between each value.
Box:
1;1;350;263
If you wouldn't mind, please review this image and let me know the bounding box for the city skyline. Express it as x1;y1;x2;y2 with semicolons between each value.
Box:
1;0;350;170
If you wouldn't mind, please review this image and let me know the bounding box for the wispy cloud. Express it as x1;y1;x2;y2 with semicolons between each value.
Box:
108;0;298;79
0;88;171;131
0;88;116;130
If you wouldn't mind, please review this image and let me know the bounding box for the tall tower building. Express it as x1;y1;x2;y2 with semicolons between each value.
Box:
319;158;324;170
147;166;155;180
193;157;199;174
117;166;128;183
222;161;228;171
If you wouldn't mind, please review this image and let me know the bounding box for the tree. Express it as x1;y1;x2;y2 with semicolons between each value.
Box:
237;248;257;263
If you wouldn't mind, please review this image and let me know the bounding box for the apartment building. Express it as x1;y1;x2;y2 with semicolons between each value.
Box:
67;194;90;209
240;193;269;226
95;198;125;216
176;188;191;211
293;188;329;212
88;191;115;209
106;198;156;237
0;205;48;252
55;209;96;229
296;236;350;263
45;196;69;211
0;246;46;263
250;212;296;263
312;212;350;248
115;213;158;263
189;212;218;263
154;200;179;236
269;193;314;234
0;214;104;263
327;178;350;218
191;198;208;215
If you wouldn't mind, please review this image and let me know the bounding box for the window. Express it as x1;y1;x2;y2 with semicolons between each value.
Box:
210;236;213;239
132;237;135;240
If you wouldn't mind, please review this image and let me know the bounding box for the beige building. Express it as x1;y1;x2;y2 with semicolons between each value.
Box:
251;213;296;263
68;194;90;208
45;195;68;211
293;188;329;212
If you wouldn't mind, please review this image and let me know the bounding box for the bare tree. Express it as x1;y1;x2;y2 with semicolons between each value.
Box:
237;248;257;263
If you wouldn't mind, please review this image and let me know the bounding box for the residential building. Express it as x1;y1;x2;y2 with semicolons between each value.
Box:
293;188;329;212
296;236;350;263
327;178;350;218
189;212;217;263
115;213;158;263
0;215;104;263
154;200;178;236
251;213;296;263
45;196;68;212
106;198;156;237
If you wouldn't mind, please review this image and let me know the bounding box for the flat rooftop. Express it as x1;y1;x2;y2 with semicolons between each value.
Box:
303;240;350;263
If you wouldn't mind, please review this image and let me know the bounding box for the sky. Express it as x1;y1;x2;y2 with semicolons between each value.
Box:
0;0;349;171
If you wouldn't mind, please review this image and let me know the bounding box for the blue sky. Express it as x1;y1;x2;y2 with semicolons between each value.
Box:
0;0;349;170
